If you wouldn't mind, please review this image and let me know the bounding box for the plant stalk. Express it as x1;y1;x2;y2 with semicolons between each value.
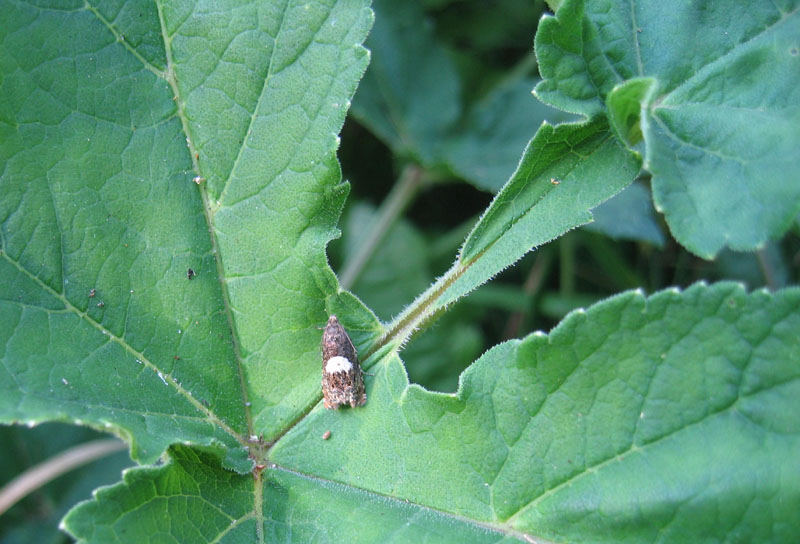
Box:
0;438;126;516
339;164;425;290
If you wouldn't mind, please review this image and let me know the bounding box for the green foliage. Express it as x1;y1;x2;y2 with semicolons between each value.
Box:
535;0;800;257
272;283;800;543
0;424;130;544
352;0;574;192
1;0;798;543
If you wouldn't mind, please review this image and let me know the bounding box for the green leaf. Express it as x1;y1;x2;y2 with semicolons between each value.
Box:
584;182;665;246
182;1;377;440
0;424;131;544
65;445;518;543
353;0;574;194
535;0;800;257
0;0;373;470
444;78;577;193
606;77;656;149
271;282;800;543
1;0;246;470
382;117;640;346
350;0;460;166
63;283;800;542
63;447;258;543
354;76;648;351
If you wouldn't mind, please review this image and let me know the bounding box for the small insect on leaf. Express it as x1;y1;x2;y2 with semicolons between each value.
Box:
321;315;366;410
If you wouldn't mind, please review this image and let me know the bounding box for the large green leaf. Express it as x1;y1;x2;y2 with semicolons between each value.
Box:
65;283;800;542
535;0;800;257
1;0;247;470
0;0;374;470
271;282;800;543
3;1;799;543
65;446;519;543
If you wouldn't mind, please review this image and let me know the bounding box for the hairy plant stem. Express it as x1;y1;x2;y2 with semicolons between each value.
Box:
339;164;425;290
370;253;473;358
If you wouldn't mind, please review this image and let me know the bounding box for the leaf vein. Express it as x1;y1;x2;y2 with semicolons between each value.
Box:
507;288;799;522
0;249;248;447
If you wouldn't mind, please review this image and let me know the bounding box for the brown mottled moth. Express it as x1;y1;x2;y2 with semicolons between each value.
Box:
321;315;366;409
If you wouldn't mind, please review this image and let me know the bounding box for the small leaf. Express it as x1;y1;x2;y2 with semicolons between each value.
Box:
606;77;656;149
444;78;577;193
451;119;638;309
535;0;800;257
382;117;639;347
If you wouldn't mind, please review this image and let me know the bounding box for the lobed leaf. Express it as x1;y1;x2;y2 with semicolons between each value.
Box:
1;0;249;470
183;0;378;439
535;0;800;257
272;283;800;543
65;445;519;544
0;0;376;473
57;277;800;542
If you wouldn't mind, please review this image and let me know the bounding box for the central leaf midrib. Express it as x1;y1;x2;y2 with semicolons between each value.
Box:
151;2;305;542
150;0;261;447
212;0;293;210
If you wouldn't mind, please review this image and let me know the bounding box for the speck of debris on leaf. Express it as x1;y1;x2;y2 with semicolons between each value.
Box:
322;430;331;440
187;268;195;280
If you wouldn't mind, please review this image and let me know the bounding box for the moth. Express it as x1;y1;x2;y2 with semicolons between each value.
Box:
321;315;366;409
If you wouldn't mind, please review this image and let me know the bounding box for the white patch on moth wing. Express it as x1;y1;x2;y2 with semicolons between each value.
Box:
325;356;353;374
